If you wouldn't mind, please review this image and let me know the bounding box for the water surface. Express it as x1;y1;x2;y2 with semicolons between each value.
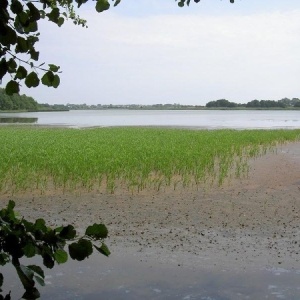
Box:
0;110;299;129
3;253;300;300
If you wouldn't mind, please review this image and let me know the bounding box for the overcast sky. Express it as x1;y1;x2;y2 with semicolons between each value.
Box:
6;0;300;105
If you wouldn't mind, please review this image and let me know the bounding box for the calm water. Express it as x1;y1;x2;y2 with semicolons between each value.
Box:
0;110;299;129
3;252;300;300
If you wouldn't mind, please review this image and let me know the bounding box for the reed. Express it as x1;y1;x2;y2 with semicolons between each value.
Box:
1;127;299;194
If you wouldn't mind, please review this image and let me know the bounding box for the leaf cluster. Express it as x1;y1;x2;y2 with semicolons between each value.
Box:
0;0;123;95
0;0;66;95
0;0;237;96
0;200;110;299
176;0;234;7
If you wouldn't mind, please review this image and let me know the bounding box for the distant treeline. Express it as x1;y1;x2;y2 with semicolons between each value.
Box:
65;103;202;110
1;88;299;111
67;98;300;110
0;88;68;111
37;103;69;111
0;88;38;111
206;98;300;108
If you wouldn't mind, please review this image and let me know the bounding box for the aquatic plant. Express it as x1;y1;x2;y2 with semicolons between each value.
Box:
0;127;299;194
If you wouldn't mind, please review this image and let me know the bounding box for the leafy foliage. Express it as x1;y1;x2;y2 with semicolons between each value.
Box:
0;0;235;95
0;0;121;95
0;200;110;299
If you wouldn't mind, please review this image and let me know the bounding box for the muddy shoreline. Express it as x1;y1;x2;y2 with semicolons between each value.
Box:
2;141;300;299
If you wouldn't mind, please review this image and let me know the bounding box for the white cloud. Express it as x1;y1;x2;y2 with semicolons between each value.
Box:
10;7;300;105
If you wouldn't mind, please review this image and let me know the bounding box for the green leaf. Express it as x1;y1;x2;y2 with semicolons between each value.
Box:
54;249;68;264
43;253;54;269
22;219;35;232
41;71;54;87
14;18;25;35
10;0;23;14
178;0;185;7
48;64;60;72
18;265;34;288
25;72;40;88
23;244;36;258
5;80;19;95
24;20;38;33
0;0;8;9
15;66;28;80
29;49;39;61
59;224;76;239
7;58;17;73
27;34;39;46
85;223;108;239
44;230;58;245
34;218;47;232
95;0;110;13
94;243;110;257
47;8;60;23
27;265;44;279
0;25;17;46
69;239;93;261
6;200;16;219
21;287;40;300
34;67;58;88
57;17;64;27
0;59;8;80
18;11;30;27
52;75;60;88
75;0;88;8
0;253;10;266
27;2;40;21
34;275;45;287
16;36;28;52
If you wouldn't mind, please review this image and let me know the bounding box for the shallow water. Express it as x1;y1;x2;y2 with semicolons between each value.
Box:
3;252;300;300
0;110;299;129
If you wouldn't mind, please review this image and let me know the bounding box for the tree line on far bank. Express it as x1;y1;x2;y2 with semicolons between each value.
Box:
61;98;300;110
1;88;300;111
0;88;67;111
206;98;300;109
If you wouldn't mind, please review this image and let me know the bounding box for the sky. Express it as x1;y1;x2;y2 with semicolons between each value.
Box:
4;0;300;105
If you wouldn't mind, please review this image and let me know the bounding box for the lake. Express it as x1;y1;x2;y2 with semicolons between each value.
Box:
0;109;299;129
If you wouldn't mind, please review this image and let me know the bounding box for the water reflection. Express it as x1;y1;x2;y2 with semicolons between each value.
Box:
0;117;38;124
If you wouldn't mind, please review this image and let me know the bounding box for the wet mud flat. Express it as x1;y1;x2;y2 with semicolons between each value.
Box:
2;142;300;299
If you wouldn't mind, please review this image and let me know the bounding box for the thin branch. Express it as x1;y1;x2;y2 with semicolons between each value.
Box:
6;50;51;73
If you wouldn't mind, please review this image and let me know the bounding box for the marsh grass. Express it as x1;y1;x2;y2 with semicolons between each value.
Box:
0;127;299;194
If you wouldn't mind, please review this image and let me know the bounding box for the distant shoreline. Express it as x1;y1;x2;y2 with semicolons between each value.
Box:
1;107;300;113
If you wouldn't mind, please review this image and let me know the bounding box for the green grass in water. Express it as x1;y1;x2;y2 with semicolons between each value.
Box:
0;127;299;194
